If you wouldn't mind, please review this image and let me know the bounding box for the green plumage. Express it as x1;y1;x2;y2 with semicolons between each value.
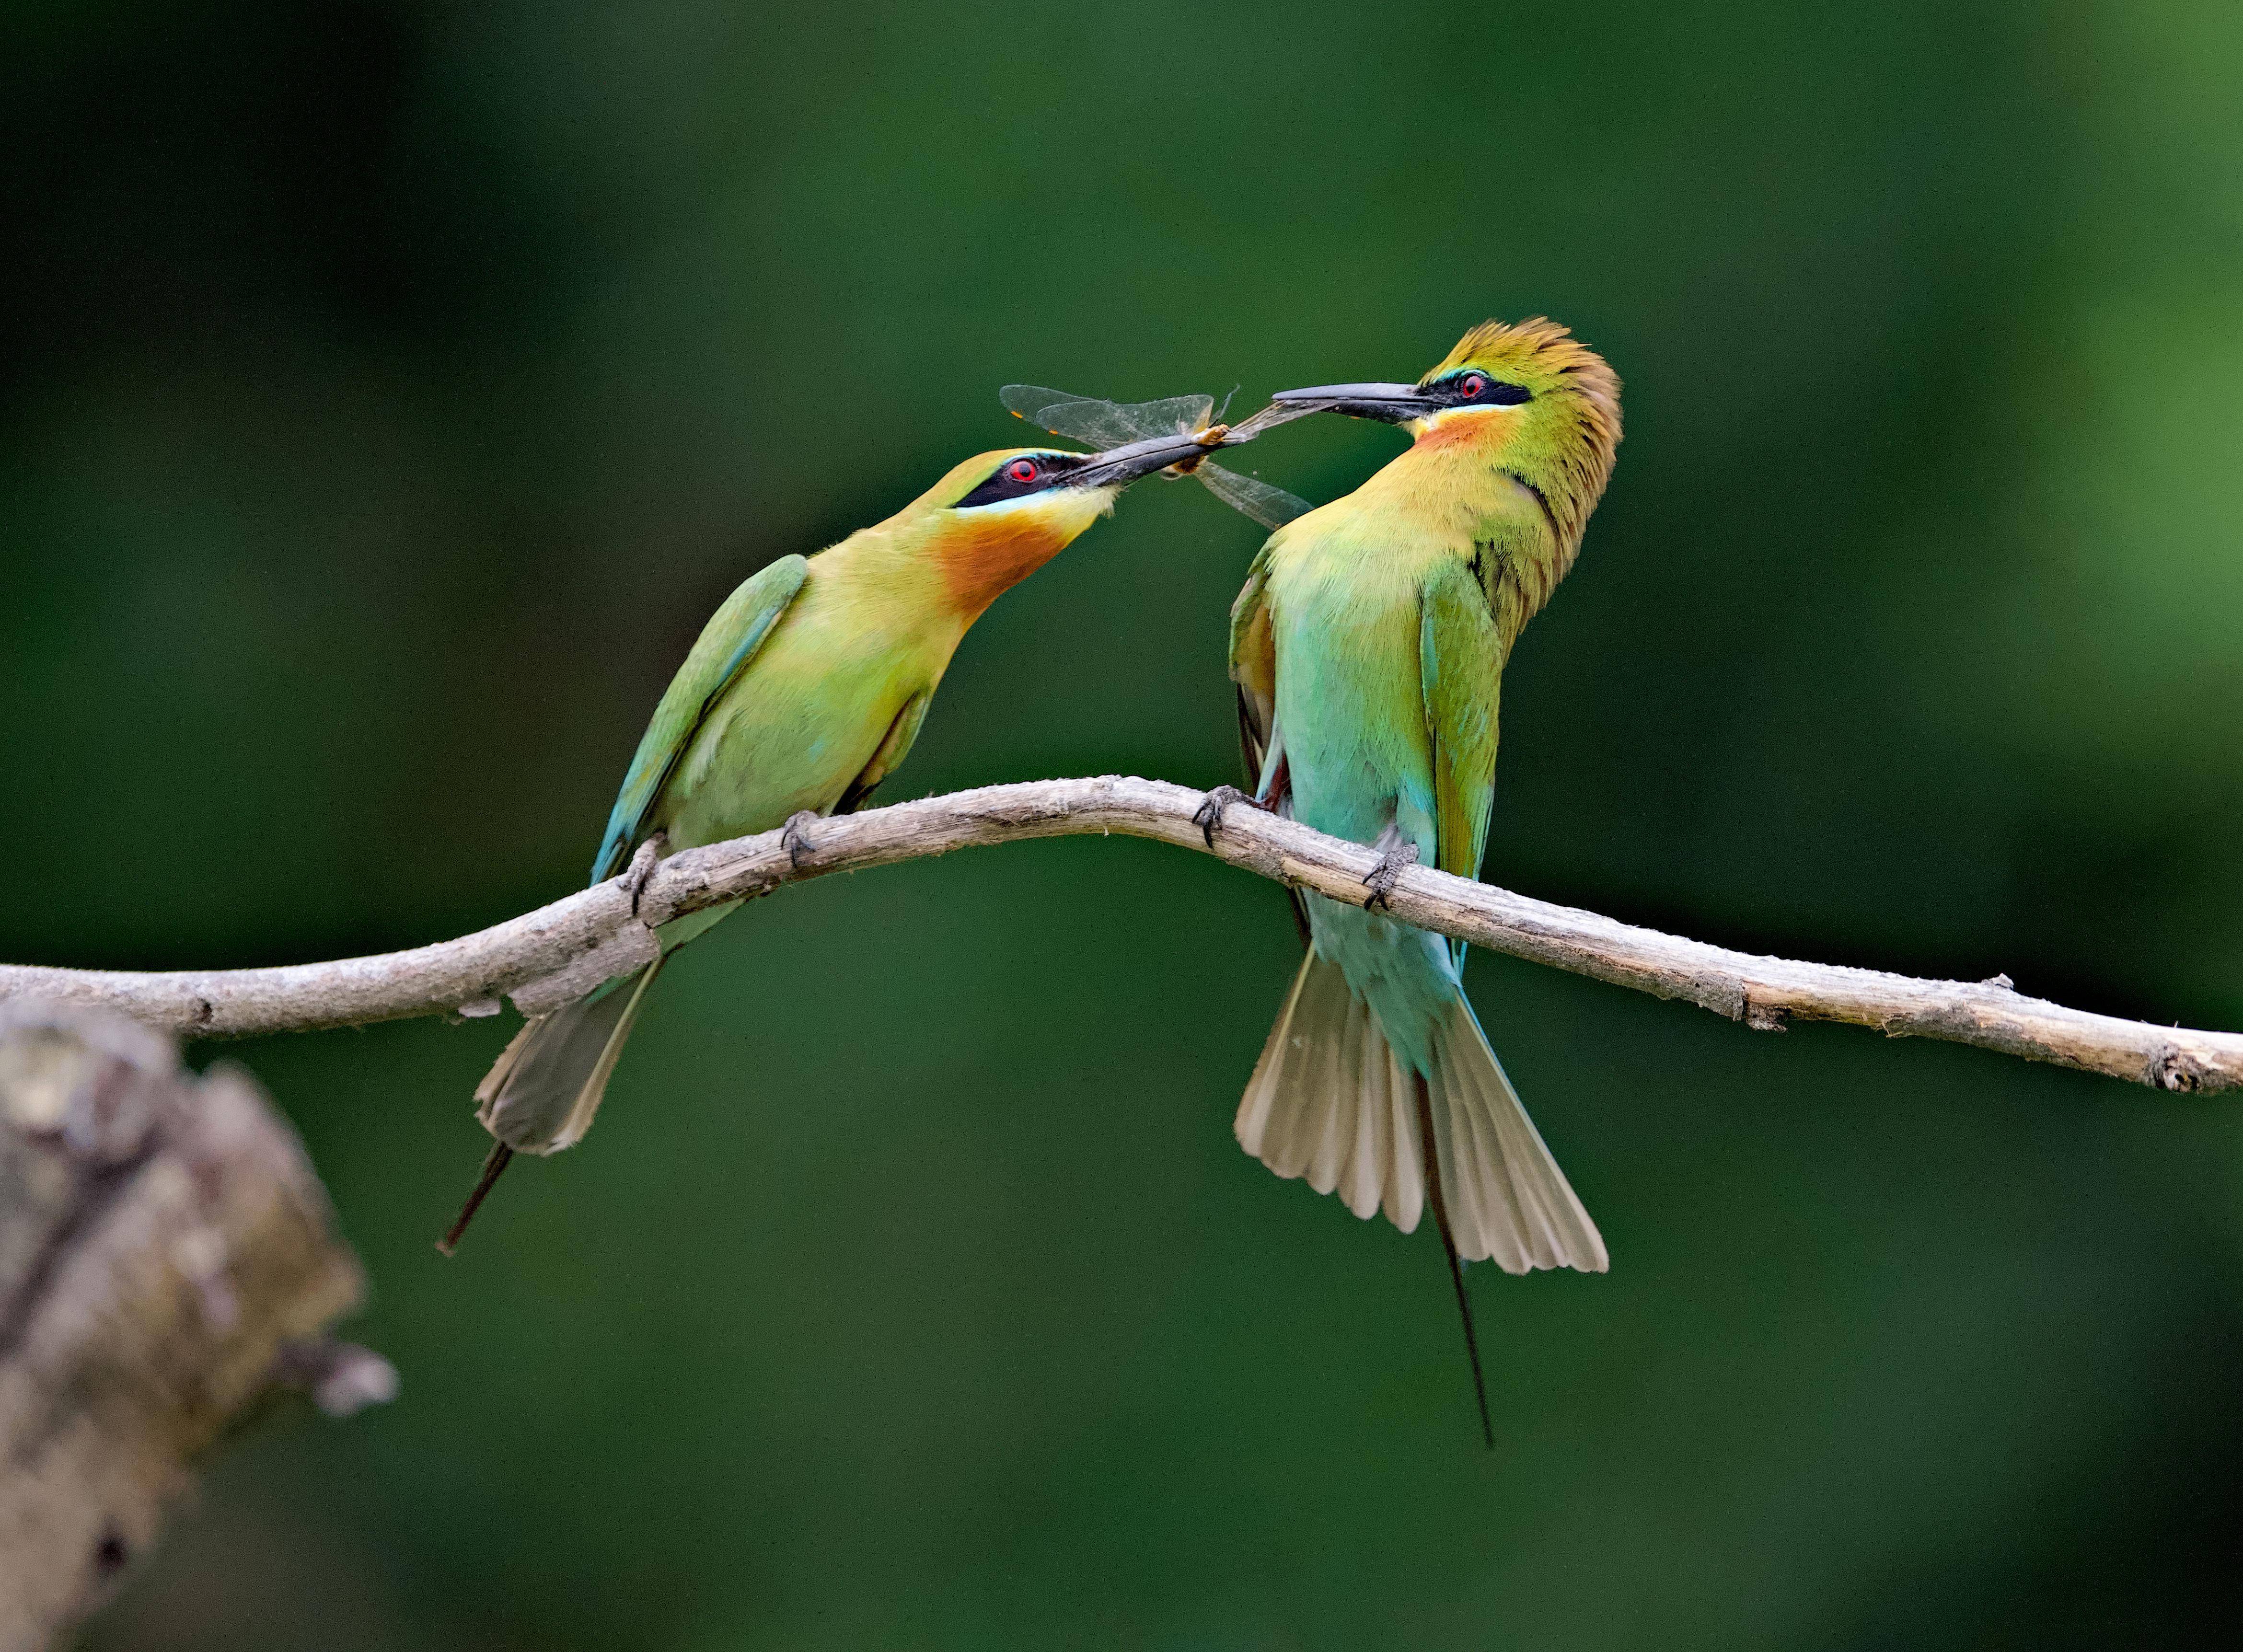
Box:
458;445;1125;1226
592;555;809;884
1228;318;1622;1275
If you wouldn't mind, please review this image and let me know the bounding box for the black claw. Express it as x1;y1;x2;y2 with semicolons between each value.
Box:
624;832;666;916
1361;842;1420;912
1193;785;1250;848
781;810;819;871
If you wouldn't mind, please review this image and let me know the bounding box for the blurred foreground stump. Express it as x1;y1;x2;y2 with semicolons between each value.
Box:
0;1002;390;1651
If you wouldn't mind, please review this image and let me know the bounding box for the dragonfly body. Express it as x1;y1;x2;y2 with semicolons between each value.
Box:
1001;385;1310;530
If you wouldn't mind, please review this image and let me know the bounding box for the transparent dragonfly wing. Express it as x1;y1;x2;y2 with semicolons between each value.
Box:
1221;398;1328;443
1000;385;1216;448
1196;462;1313;531
1125;393;1218;436
997;385;1307;528
1000;387;1144;449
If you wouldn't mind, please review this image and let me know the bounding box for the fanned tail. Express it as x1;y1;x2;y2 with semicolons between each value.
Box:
1234;952;1605;1273
439;958;664;1252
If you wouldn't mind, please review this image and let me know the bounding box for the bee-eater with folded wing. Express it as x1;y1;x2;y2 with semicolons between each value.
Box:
1218;318;1622;1437
443;428;1216;1251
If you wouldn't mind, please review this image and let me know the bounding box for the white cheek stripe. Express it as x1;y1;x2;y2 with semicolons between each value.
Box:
1416;404;1521;435
960;485;1116;518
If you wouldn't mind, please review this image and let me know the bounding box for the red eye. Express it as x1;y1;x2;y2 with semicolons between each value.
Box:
1458;373;1488;399
1006;458;1040;484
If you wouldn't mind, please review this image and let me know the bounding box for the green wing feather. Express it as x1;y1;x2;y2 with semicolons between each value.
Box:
1226;539;1280;790
590;554;809;884
1227;535;1314;945
1418;555;1503;886
833;690;930;816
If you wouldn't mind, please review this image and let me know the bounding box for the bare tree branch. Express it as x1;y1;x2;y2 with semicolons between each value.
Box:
1;776;2235;1094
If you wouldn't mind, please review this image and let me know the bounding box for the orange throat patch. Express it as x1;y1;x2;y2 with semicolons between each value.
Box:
935;514;1075;619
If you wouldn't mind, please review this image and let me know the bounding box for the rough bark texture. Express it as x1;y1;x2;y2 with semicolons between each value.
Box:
0;1001;388;1652
0;775;2237;1094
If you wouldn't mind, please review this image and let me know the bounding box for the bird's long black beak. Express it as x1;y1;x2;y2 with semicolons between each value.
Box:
1269;381;1443;425
1066;430;1220;489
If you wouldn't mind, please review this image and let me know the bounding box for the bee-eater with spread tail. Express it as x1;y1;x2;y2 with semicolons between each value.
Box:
442;428;1217;1252
1210;318;1622;1440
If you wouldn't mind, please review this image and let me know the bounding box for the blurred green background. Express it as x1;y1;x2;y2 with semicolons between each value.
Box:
6;0;2242;1645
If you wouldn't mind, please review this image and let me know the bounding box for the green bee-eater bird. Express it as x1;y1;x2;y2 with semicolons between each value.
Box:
1214;317;1622;1437
442;428;1217;1251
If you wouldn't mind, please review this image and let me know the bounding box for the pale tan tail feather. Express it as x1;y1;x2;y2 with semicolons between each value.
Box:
1234;954;1606;1273
1423;998;1607;1273
1237;954;1425;1234
474;958;664;1156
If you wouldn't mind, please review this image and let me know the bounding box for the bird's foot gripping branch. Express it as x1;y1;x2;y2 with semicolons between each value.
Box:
0;775;2237;1095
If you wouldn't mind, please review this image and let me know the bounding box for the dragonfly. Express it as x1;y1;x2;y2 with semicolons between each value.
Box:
1000;385;1316;531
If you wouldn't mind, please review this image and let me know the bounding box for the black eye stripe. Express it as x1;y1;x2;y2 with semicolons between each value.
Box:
1430;372;1531;406
955;451;1087;508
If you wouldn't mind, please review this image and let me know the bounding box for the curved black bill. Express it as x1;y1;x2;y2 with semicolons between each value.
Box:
1269;381;1443;425
1065;431;1220;489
